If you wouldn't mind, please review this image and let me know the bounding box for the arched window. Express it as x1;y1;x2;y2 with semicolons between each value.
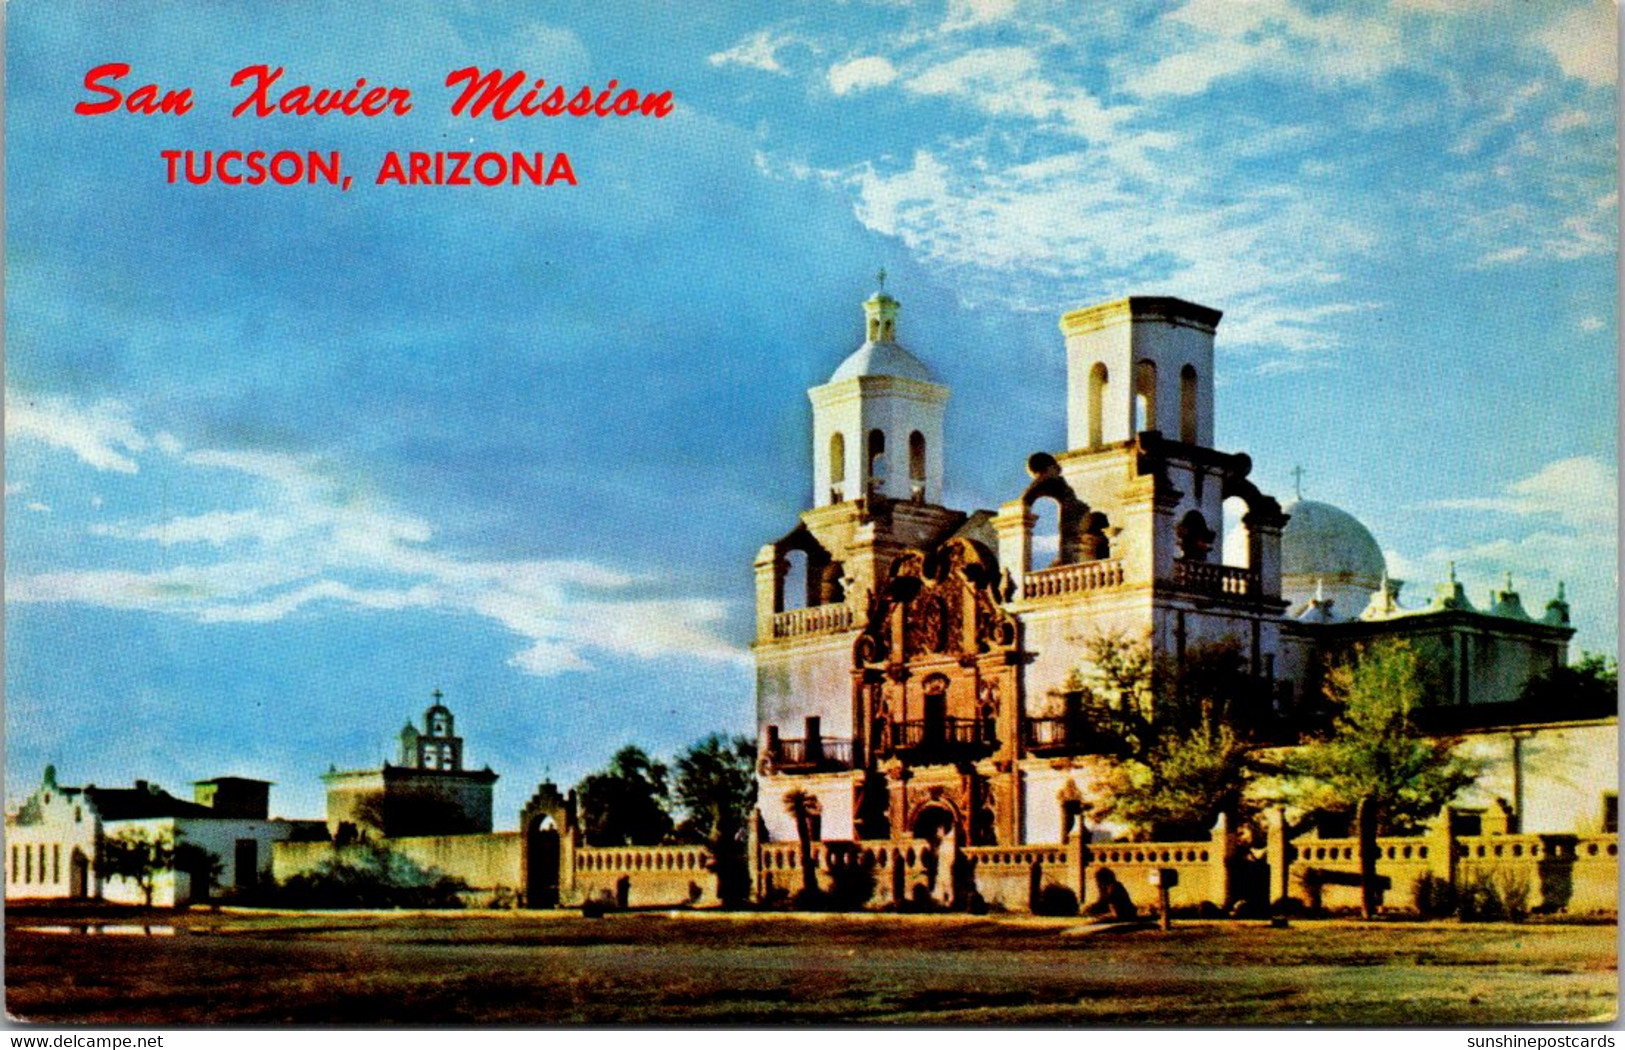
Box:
867;316;880;341
1134;360;1157;434
829;432;846;485
1222;496;1250;568
867;429;887;486
1176;509;1214;562
1180;364;1198;444
908;431;926;482
782;549;810;610
1088;363;1108;448
1031;496;1062;570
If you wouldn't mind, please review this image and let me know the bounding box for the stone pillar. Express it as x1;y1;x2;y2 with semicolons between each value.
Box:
754;544;780;640
1209;812;1232;910
746;809;763;904
1070;813;1091;912
1264;807;1288;910
992;502;1035;598
1245;516;1284;601
1426;807;1456;885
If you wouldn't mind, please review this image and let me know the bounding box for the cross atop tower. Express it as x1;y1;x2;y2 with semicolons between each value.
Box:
431;688;443;702
1290;465;1306;500
876;267;887;292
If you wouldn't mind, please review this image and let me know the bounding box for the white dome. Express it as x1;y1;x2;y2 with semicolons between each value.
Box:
829;341;934;383
1280;499;1385;583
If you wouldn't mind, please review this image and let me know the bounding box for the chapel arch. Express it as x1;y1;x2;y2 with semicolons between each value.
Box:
867;429;887;491
829;432;847;486
1021;472;1090;569
1088;363;1108;449
908;430;927;483
1133;359;1157;434
772;526;835;612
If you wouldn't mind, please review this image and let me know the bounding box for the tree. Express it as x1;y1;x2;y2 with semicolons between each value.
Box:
1278;639;1479;917
1081;633;1263;841
576;745;673;847
1517;651;1618;712
174;841;225;902
100;827;177;906
672;734;757;906
783;789;820;899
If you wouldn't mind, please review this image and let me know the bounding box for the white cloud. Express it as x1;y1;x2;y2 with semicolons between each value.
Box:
26;502;50;514
5;482;23;496
828;56;898;96
1408;455;1618;652
5;391;149;473
1427;456;1616;531
840;145;1375;359
9;398;746;676
1125;0;1404;100
1579;315;1605;332
1477;244;1532;267
1535;3;1618;87
904;47;1123;140
708;29;798;74
941;0;1018;33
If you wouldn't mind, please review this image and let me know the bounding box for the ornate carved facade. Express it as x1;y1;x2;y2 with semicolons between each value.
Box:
753;288;1588;851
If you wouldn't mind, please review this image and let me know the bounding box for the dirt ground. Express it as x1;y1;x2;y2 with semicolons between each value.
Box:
5;905;1617;1026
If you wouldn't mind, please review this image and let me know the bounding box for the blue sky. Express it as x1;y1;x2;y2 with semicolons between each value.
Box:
7;1;1616;824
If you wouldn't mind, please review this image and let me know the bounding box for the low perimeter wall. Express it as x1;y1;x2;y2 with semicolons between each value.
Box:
267;819;1616;916
568;844;717;908
1283;828;1617;915
272;832;522;903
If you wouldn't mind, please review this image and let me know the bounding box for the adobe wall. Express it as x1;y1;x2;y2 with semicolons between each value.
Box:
271;832;521;895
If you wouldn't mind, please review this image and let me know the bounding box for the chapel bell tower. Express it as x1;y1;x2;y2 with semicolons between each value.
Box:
1061;297;1220;452
808;278;949;507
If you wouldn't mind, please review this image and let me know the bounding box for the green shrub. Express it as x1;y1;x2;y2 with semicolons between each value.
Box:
1413;872;1458;918
262;844;469;909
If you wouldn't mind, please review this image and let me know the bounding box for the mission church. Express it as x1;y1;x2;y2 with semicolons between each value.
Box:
753;284;1612;851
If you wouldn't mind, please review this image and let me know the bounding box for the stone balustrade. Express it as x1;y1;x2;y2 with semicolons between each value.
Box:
770;602;855;639
574;844;710;873
1022;559;1125;600
1170;559;1258;598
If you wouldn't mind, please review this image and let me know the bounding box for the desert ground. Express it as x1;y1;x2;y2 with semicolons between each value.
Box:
6;905;1617;1026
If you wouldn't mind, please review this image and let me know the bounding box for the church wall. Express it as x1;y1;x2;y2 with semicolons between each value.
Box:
1019;760;1119;844
755;635;857;741
756;772;853;843
1452;721;1617;835
272;832;522;898
1015;593;1155;715
4;786;100;902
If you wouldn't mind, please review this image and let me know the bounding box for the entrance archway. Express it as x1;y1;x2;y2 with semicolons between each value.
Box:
69;847;89;899
526;817;560;909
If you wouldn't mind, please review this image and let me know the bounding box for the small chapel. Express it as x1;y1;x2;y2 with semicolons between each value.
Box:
752;284;1613;851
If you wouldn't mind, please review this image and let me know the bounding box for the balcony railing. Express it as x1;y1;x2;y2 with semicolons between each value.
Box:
771;602;855;640
1023;559;1125;601
770;736;853;772
1022;715;1118;756
1170;559;1258;599
875;716;997;759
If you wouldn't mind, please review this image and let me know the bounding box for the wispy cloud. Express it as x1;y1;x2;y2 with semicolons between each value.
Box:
1407;456;1617;648
708;29;802;74
1535;3;1618;87
6;391;148;473
8;394;745;676
828;55;898;96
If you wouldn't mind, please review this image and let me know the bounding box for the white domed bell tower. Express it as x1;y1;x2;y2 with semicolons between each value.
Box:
809;277;948;507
